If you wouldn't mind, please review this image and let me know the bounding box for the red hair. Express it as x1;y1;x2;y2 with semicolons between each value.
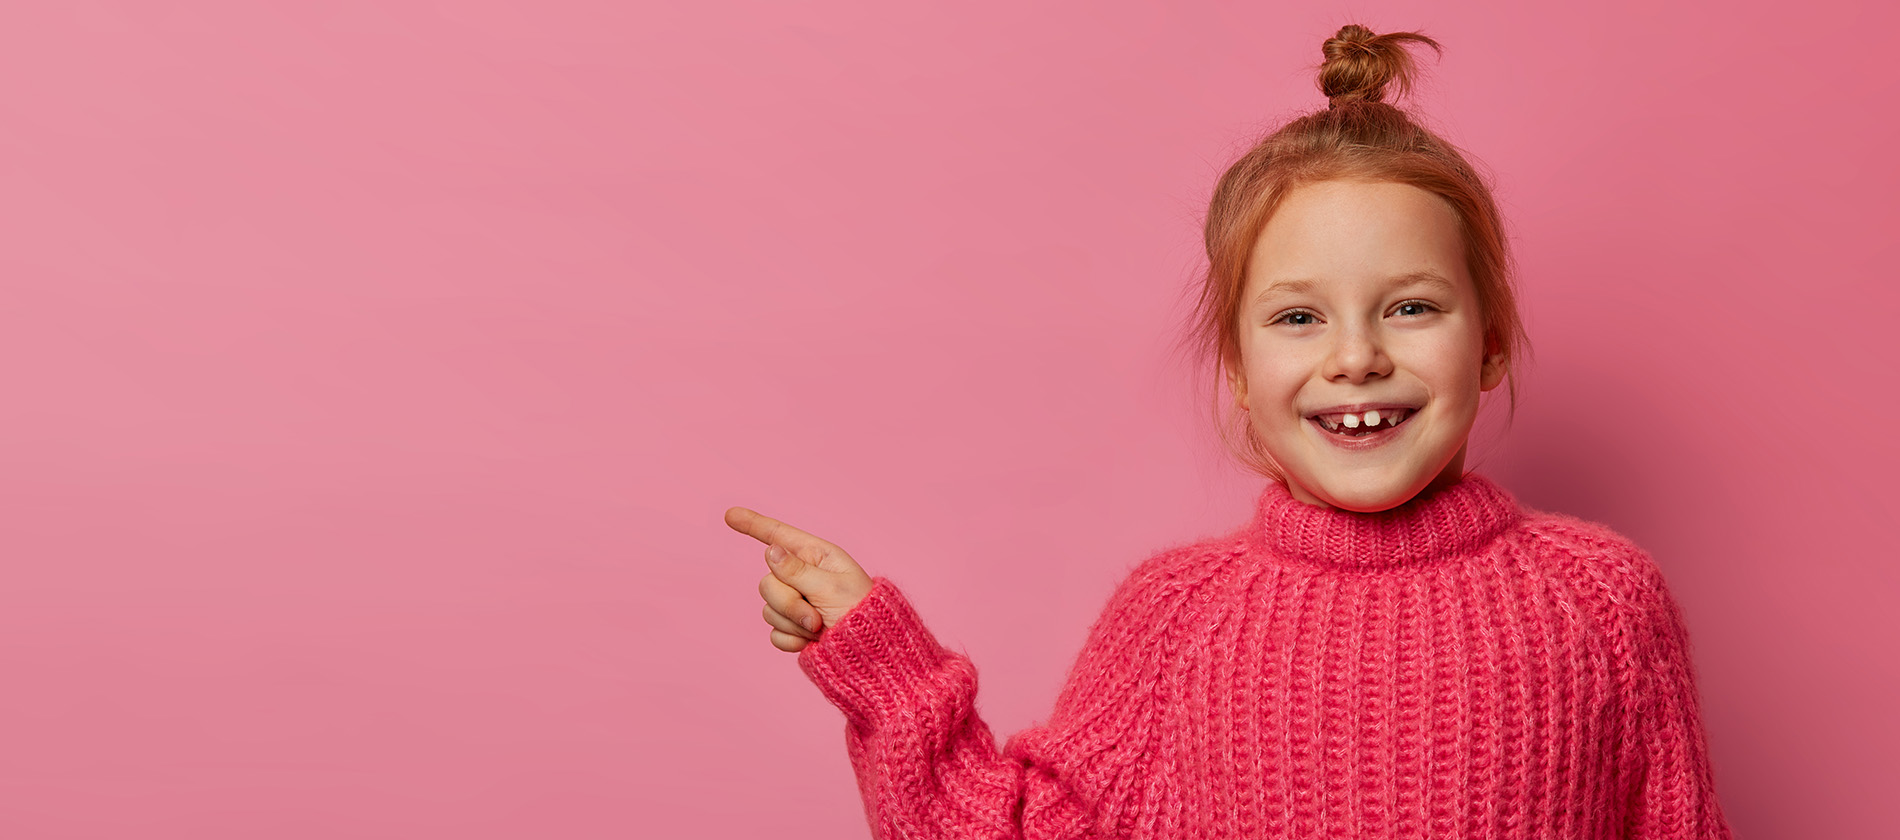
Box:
1174;23;1532;478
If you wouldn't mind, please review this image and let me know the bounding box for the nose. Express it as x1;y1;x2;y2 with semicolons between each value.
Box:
1323;321;1393;384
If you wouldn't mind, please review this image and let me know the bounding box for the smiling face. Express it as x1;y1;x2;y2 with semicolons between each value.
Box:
1227;179;1507;512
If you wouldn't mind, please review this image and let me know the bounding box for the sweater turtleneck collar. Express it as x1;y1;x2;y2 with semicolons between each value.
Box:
1249;472;1522;569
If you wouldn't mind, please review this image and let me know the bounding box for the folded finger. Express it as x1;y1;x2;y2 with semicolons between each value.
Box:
763;603;818;641
758;573;820;631
769;628;810;653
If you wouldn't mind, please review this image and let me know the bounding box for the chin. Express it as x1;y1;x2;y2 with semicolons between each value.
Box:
1305;472;1431;513
1321;490;1412;513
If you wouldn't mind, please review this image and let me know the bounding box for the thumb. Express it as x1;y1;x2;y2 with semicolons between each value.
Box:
764;544;821;593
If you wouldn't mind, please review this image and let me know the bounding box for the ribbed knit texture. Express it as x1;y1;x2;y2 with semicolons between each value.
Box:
797;473;1732;839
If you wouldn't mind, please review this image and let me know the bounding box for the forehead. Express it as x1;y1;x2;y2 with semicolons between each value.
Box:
1245;179;1470;297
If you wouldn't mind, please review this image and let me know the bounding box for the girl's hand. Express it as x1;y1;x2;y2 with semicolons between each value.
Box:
724;506;875;653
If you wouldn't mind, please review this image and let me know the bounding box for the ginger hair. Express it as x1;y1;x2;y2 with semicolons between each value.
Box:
1175;23;1532;479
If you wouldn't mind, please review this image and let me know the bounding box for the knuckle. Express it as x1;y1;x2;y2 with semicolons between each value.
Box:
822;545;862;574
760;573;795;601
762;585;799;613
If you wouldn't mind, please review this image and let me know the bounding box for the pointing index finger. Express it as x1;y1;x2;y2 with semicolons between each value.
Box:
724;506;836;559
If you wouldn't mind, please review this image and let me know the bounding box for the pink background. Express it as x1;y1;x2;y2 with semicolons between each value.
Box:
0;1;1893;837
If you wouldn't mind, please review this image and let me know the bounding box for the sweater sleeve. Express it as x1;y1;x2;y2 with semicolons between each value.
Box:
1617;563;1733;839
796;569;1179;839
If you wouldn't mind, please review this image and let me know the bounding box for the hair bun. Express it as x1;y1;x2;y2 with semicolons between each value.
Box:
1319;24;1442;108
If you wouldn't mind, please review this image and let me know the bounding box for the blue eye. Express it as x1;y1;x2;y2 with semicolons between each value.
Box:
1270;302;1435;325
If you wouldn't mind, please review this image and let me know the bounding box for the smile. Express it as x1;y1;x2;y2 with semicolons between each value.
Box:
1306;407;1415;447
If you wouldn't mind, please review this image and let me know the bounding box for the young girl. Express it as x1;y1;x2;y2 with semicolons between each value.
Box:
726;24;1731;839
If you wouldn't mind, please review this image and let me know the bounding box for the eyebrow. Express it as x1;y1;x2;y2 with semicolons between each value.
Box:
1253;270;1458;306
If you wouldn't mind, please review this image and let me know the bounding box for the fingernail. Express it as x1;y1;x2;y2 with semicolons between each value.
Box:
765;546;782;564
801;616;817;632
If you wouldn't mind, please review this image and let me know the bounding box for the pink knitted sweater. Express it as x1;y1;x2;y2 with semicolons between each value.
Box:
796;473;1732;839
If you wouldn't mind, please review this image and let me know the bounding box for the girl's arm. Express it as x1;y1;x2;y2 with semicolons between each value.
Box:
1619;565;1734;839
797;567;1182;839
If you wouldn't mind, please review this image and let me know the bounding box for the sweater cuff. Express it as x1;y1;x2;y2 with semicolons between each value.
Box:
796;576;956;728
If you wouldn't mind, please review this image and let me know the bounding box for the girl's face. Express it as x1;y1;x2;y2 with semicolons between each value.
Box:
1228;179;1507;512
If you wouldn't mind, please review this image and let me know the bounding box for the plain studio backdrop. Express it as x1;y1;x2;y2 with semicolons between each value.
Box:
0;1;1894;838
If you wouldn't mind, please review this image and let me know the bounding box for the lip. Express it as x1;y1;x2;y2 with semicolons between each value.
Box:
1306;406;1416;450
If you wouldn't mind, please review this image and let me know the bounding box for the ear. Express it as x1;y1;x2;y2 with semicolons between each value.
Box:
1224;357;1250;410
1478;333;1508;392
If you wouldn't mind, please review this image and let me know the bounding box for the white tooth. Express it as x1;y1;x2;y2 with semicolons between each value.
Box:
1343;413;1360;429
1364;410;1381;426
1322;416;1338;430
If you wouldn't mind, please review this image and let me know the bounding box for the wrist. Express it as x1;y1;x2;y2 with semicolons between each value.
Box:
796;577;960;727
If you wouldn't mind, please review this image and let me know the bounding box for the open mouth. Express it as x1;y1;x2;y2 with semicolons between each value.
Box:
1307;408;1414;438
